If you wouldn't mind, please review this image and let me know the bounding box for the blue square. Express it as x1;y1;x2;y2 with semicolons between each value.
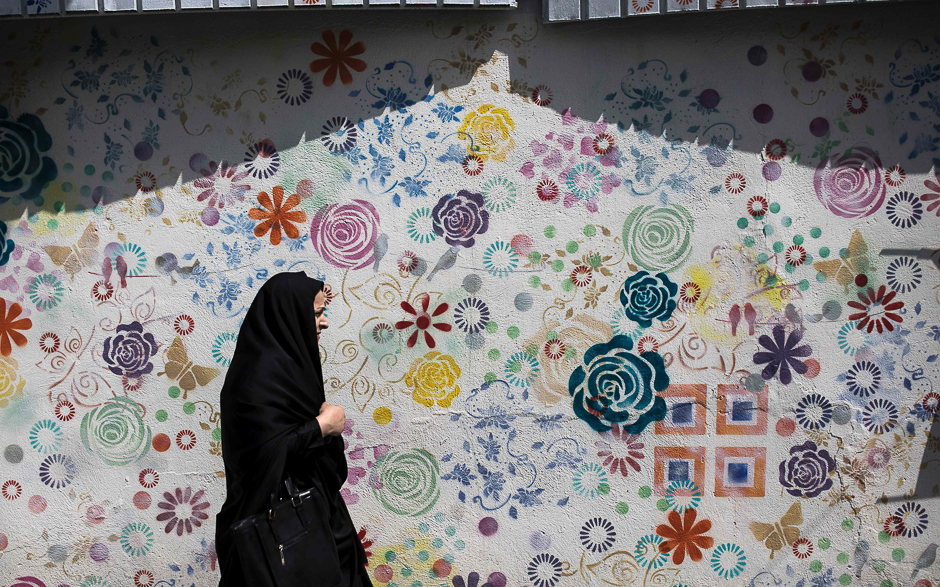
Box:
667;461;689;482
671;402;693;424
728;462;749;484
731;400;754;422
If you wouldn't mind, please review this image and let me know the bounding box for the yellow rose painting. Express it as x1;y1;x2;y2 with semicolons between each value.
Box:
457;104;515;162
0;355;25;408
404;351;461;408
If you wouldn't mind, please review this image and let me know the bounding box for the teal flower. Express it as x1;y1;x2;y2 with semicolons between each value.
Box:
568;334;668;433
635;534;667;568
710;543;746;579
619;271;678;328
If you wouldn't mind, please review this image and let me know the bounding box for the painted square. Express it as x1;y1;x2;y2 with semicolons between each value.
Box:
715;447;766;497
654;446;706;496
717;384;768;435
656;384;707;435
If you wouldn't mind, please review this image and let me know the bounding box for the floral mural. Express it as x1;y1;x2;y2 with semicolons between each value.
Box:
0;4;938;587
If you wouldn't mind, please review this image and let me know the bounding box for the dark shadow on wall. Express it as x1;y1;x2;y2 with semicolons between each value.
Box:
0;0;938;223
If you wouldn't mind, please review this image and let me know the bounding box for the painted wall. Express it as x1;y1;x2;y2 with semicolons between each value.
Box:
1;3;939;586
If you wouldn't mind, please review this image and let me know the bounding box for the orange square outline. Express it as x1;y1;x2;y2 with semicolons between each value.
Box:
716;383;768;435
714;446;766;497
653;446;707;496
656;384;707;436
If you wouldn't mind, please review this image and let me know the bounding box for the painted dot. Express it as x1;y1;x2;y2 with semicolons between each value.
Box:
529;276;541;288
878;530;890;543
47;544;67;563
374;564;394;583
892;548;905;561
418;523;429;533
792;235;804;247
488;572;507;587
753;104;774;123
776;417;796;437
4;445;23;464
84;165;96;176
551;259;565;272
811;560;824;572
466;331;485;350
763;225;774;237
488;349;501;361
133;491;151;510
841;519;854;531
818;538;831;550
757;253;769;264
463;274;482;293
638;486;652;498
80;186;91;197
152;433;171;452
583;224;597;237
212;427;222;441
101;171;114;182
168;386;181;399
810;227;822;238
737;218;749;229
805;358;821;377
86;504;105;524
743;236;755;248
89;542;109;562
799;279;810;291
530;530;551;551
616;502;629;515
445;526;456;536
598;483;610;495
134;142;154;161
832;404;852;425
373;407;393;426
880;582;894;587
182;402;195;415
528;251;542;265
765;274;777;286
478;516;498;536
544;226;556;238
485;321;498;334
507;326;520;339
836;552;849;564
656;498;669;511
762;161;781;181
698;89;720;110
839;574;851;586
854;274;868;288
403;539;415;550
53;201;66;213
431;537;443;548
511;234;534;255
417;550;429;562
748;45;768;66
432;558;452;578
454;540;465;550
873;561;886;573
913;581;930;587
0;533;6;551
773;241;784;253
802;61;824;82
769;202;781;213
484;372;496;383
28;495;47;514
810;117;830;137
561;278;574;292
566;241;579;254
744;373;764;393
401;566;412;578
385;551;397;562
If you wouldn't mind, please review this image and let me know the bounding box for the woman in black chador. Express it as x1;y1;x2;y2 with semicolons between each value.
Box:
215;272;372;587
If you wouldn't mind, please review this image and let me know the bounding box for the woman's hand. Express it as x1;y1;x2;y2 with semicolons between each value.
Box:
316;402;346;437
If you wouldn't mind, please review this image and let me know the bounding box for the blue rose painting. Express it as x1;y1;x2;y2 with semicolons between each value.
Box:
619;270;678;328
568;334;668;433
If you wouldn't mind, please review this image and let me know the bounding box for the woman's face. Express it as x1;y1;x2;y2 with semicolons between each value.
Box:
313;290;329;337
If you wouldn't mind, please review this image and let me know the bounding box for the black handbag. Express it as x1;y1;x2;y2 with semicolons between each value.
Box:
230;475;343;587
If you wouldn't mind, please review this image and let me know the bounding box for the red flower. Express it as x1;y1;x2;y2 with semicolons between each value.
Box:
792;537;813;559
885;165;906;187
135;171;157;193
531;85;553;107
847;285;904;333
139;468;160;488
595;424;645;477
134;570;155;587
174;314;195;336
395;293;451;349
746;195;768;218
322;284;335;306
462;155;484;176
765;139;787;161
921;171;940;217
636;335;659;354
2;479;22;500
656;508;714;564
398;250;418;273
592;133;615;155
543;338;567;360
570;265;593;288
310;30;366;87
785;245;806;267
679;282;701;304
92;280;114;302
724;172;746;194
536;178;559;202
38;332;60;354
176;430;197;451
0;298;31;357
358;527;374;566
54;400;75;422
249;186;308;246
847;93;869;114
884;515;905;537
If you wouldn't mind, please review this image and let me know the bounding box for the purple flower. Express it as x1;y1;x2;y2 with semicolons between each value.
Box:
453;572;503;587
432;190;490;248
753;325;812;385
779;440;835;498
156;486;210;536
102;321;158;378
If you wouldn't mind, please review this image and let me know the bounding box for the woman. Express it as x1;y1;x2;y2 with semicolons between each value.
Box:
215;271;372;587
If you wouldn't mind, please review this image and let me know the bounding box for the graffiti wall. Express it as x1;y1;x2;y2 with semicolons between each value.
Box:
1;2;939;586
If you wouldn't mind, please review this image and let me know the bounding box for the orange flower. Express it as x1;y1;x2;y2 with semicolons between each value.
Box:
249;186;307;246
0;298;31;357
656;508;714;564
310;30;366;87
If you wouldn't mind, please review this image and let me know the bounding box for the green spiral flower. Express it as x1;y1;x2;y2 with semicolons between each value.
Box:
80;396;151;466
120;521;154;557
622;204;694;273
370;448;440;517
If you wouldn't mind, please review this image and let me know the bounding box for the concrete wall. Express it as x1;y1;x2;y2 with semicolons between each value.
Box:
1;3;939;586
